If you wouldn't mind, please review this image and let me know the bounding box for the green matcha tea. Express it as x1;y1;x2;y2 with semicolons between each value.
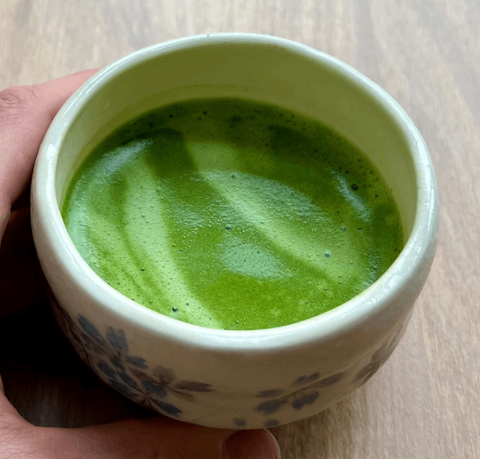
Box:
62;98;404;330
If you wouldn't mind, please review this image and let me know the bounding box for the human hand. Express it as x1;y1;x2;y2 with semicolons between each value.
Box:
0;72;281;459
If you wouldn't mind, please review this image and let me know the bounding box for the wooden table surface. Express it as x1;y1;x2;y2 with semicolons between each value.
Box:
0;1;479;458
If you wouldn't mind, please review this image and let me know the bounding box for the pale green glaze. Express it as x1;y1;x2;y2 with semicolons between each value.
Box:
62;98;403;330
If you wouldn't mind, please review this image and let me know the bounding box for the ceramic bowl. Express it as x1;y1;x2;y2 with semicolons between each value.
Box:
31;34;439;429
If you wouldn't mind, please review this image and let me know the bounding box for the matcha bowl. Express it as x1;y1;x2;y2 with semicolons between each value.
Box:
31;34;439;429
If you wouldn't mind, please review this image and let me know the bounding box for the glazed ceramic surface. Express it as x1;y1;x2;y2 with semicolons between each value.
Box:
31;34;438;429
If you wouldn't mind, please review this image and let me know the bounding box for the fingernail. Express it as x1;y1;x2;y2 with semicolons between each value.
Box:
224;429;281;459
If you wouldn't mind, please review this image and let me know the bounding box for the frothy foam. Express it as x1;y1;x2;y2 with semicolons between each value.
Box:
62;98;404;330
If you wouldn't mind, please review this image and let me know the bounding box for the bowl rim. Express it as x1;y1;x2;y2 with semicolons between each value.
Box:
33;33;439;352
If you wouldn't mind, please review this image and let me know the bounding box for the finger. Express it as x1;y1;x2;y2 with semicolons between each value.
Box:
225;429;281;459
0;69;98;240
0;374;46;459
0;374;31;431
37;417;280;459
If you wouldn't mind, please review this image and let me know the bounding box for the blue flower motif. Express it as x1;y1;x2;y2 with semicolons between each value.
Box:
142;380;168;398
316;373;343;387
110;358;126;372
50;301;213;420
233;418;246;427
126;356;148;369
78;315;103;341
291;392;319;410
97;360;117;379
118;370;140;389
256;398;288;415
354;330;402;387
105;327;129;352
294;373;320;386
156;401;182;417
256;372;344;415
133;365;214;402
257;389;284;398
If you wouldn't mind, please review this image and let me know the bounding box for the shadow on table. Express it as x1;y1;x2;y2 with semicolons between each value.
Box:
0;297;155;427
273;397;360;458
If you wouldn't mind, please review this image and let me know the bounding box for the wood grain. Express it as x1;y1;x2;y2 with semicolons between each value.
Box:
1;1;479;458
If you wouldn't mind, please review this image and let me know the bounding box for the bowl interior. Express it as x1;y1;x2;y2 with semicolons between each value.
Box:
57;37;417;240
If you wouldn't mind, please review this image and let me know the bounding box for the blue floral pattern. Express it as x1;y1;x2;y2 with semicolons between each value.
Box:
255;371;344;416
265;419;280;428
53;303;212;418
233;418;247;427
353;326;404;387
50;293;404;426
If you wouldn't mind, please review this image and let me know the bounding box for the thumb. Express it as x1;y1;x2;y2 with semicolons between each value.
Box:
0;374;32;434
0;70;98;239
225;429;281;459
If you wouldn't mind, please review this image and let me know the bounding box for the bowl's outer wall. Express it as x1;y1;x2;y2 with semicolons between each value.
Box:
31;34;439;429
